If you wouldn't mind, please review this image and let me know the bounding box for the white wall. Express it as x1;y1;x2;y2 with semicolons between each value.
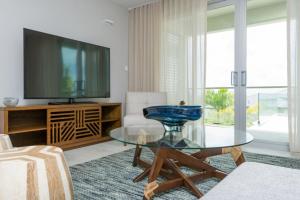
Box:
0;0;128;106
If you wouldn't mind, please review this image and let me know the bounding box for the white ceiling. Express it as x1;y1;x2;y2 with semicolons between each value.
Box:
111;0;286;9
111;0;153;9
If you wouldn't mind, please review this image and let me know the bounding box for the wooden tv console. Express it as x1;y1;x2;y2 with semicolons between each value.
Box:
0;103;121;150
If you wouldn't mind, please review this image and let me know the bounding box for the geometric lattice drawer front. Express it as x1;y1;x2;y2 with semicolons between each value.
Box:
47;107;101;145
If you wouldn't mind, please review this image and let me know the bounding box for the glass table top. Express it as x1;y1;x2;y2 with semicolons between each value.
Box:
110;125;254;149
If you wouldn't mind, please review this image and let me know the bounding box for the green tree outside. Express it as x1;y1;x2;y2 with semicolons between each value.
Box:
205;89;234;112
205;89;258;126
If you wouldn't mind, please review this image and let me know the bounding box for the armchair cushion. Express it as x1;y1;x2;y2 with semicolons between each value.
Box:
124;92;167;127
126;92;167;115
124;114;161;127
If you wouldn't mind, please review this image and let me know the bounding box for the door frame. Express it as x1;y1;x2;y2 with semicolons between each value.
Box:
234;0;247;134
208;0;247;136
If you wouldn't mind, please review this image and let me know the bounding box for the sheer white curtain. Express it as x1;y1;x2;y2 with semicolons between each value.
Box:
128;2;161;91
288;0;300;152
159;0;207;106
128;0;207;107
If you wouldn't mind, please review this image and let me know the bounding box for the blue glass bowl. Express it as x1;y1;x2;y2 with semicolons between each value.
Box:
143;105;202;132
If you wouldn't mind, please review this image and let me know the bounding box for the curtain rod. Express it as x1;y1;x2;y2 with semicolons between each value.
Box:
128;0;228;11
128;0;159;10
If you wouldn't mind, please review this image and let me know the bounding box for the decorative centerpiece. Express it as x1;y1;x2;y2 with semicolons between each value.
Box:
143;105;202;132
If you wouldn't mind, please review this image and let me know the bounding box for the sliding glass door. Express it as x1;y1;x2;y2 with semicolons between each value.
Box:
246;0;288;143
206;0;287;143
206;3;236;135
206;0;247;137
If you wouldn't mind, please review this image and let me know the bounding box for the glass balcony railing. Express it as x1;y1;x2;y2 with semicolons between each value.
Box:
246;87;288;142
204;87;288;142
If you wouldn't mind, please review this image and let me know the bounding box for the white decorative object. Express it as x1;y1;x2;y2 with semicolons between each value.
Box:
3;97;19;107
104;19;114;26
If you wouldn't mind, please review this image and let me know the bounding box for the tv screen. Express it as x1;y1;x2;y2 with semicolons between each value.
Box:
24;28;110;99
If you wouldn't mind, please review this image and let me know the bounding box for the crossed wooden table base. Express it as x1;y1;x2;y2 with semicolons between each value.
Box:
131;145;245;200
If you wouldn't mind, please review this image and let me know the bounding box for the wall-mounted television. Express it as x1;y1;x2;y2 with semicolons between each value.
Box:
24;28;110;101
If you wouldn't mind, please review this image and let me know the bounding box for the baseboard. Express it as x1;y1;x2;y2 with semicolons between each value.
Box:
245;139;289;152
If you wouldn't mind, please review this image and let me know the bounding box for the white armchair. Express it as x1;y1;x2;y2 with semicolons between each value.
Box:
124;92;167;127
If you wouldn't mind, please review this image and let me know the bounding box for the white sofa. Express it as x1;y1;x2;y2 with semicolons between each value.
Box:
124;92;167;127
201;162;300;200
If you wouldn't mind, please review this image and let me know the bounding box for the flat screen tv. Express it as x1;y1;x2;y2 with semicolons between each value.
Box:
24;28;110;100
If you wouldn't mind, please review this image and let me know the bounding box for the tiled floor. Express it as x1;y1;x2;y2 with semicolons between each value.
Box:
64;141;300;166
243;145;300;159
64;141;134;166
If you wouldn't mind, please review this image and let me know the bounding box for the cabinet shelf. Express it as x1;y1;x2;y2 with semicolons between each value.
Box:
8;125;47;134
101;118;120;123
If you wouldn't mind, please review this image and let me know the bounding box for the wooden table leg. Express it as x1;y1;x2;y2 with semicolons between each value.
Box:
144;148;167;200
133;168;151;182
192;147;246;167
144;181;159;200
136;146;247;199
165;159;203;198
132;144;142;167
148;148;167;182
222;147;245;166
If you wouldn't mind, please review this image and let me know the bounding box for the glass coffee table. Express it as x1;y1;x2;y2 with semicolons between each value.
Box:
110;125;253;199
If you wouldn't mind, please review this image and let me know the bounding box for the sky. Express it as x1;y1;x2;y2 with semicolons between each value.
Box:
206;21;287;88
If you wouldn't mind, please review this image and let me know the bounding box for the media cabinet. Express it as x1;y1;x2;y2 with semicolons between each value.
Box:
0;103;121;150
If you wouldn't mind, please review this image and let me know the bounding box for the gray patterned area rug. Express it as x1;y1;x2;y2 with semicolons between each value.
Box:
70;148;300;200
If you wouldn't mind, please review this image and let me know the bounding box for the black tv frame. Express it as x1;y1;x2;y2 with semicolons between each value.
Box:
23;28;111;101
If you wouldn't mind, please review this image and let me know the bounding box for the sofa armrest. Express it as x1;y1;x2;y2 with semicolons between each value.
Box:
201;162;300;200
0;145;74;199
